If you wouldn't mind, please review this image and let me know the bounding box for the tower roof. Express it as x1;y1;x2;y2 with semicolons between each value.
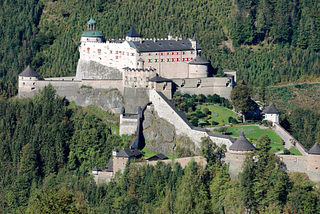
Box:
116;148;142;158
168;31;172;36
308;143;320;155
92;166;101;171
19;65;40;77
88;17;96;24
127;25;140;37
229;132;256;151
263;103;280;114
188;55;209;65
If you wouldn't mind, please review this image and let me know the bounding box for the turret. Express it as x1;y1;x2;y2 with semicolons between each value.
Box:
92;166;101;175
188;55;209;78
229;132;256;153
112;148;119;157
168;31;173;40
306;143;320;182
126;25;140;41
262;103;280;124
80;17;103;43
18;65;40;98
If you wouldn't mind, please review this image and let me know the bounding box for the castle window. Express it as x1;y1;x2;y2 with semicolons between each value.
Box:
191;51;194;54
33;82;36;86
148;59;152;63
166;52;170;55
115;51;118;54
177;58;180;62
138;53;143;56
155;59;158;62
23;82;25;86
176;52;179;55
172;58;175;62
31;87;35;90
160;53;164;56
149;53;152;56
182;51;186;55
110;50;113;54
131;53;135;56
167;58;170;62
172;52;175;55
161;59;164;62
189;58;192;61
115;56;118;59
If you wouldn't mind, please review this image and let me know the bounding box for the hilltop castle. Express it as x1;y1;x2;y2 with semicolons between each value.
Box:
17;18;320;183
18;18;235;110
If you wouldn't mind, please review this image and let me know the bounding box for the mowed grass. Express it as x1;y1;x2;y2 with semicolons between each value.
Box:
289;147;302;156
141;147;176;159
270;142;284;151
225;126;282;143
200;104;238;125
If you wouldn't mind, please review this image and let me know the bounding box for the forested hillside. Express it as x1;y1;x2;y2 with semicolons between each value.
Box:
1;0;320;98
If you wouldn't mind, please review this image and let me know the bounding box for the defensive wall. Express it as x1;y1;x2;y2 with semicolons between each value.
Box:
274;123;307;156
172;76;234;99
149;89;234;148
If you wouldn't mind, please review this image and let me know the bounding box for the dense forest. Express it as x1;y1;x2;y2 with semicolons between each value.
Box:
0;88;319;213
1;0;320;98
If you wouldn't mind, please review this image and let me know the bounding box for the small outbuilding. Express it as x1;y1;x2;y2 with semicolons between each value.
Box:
229;132;256;152
262;103;280;124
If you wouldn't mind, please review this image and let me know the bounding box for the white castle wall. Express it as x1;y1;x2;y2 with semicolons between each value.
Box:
79;40;137;70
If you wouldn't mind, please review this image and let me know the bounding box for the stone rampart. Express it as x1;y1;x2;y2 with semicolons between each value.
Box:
137;156;207;168
172;77;234;100
119;114;138;136
149;90;233;149
123;68;156;88
274;123;307;155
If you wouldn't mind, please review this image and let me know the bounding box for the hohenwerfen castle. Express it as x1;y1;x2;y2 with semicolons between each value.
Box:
17;18;320;183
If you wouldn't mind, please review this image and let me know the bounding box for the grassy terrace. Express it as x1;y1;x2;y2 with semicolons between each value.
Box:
199;104;238;125
141;147;176;159
212;125;285;153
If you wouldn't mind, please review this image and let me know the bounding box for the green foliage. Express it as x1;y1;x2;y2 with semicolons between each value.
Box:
231;83;256;121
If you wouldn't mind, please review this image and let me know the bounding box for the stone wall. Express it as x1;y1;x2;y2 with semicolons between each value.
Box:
172;77;234;100
149;90;234;149
137;156;207;168
119;114;137;136
274;123;307;156
123;87;150;113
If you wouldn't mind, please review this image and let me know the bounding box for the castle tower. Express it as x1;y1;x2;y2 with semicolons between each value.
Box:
190;35;198;56
18;65;40;98
306;143;320;181
168;31;173;40
137;58;145;69
80;17;103;43
262;103;280;124
188;55;209;78
227;132;256;179
126;25;140;41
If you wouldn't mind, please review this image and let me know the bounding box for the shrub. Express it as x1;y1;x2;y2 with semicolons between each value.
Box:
228;117;238;124
203;108;211;115
195;111;206;118
211;121;219;125
283;148;291;155
191;118;198;126
216;127;228;134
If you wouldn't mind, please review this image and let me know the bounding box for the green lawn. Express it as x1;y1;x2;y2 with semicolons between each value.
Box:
141;147;176;159
270;143;284;152
289;147;302;156
222;126;282;143
199;104;238;125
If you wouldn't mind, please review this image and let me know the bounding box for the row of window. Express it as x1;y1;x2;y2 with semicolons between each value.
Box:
147;58;193;63
85;48;195;57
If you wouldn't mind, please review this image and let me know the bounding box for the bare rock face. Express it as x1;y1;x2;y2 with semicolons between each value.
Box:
76;59;122;80
74;88;123;113
142;108;197;155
